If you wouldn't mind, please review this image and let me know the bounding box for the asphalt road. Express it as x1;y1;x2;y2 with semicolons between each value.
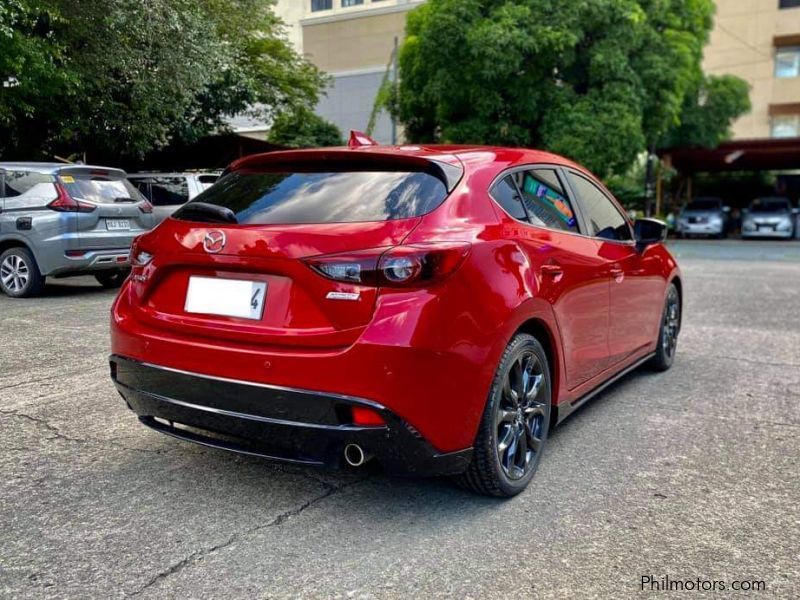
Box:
1;240;798;598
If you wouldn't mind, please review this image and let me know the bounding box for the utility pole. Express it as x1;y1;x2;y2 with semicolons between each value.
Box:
391;36;399;145
644;143;656;217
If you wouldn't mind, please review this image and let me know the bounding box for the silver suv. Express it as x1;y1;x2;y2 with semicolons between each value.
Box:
0;163;156;297
127;172;219;223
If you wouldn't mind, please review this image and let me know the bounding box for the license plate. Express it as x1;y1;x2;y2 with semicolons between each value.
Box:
184;276;267;320
106;218;130;231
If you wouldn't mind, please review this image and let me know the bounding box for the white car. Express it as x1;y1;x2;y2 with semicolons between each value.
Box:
127;172;220;223
741;197;797;239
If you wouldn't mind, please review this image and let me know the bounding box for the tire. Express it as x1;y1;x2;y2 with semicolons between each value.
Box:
95;269;129;289
455;333;552;497
0;247;45;298
648;283;680;372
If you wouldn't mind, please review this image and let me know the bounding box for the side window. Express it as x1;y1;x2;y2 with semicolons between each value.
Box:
148;177;190;207
490;175;527;221
515;169;579;233
567;172;632;241
2;170;56;198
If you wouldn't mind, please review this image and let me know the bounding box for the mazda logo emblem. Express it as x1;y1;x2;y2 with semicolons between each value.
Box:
203;230;226;254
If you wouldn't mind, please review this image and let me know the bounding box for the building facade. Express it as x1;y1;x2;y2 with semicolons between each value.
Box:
275;0;425;143
703;0;800;139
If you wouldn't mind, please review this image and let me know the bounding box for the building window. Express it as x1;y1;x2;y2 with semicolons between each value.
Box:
341;0;364;6
779;0;800;9
775;47;800;77
311;0;332;11
771;114;800;137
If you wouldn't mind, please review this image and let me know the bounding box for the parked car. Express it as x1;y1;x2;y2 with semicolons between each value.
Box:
0;163;155;297
110;139;681;497
741;197;796;239
676;197;730;238
128;172;220;223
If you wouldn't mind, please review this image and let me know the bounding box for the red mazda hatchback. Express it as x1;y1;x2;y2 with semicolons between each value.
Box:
110;135;681;497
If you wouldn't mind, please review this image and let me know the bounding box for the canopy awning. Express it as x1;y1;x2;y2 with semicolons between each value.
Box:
659;137;800;173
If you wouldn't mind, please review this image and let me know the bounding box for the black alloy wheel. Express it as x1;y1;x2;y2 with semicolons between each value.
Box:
456;333;551;497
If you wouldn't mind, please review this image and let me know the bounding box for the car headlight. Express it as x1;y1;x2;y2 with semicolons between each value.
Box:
777;219;792;231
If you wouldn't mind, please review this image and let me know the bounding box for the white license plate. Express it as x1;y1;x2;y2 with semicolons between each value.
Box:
184;276;267;320
106;219;130;231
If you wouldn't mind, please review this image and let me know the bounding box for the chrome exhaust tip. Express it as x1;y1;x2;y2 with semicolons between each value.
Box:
343;444;370;467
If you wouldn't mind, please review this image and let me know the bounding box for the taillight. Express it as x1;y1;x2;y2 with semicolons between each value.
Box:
307;242;470;288
129;237;153;266
48;184;96;213
138;201;153;214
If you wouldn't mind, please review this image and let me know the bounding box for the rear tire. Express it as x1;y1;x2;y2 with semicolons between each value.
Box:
0;247;45;298
94;270;128;290
95;269;128;289
455;333;552;497
648;283;680;371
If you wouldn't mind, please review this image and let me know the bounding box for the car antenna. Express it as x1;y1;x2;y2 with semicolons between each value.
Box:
348;130;379;149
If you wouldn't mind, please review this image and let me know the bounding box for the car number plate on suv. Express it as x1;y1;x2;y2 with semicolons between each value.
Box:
184;276;267;320
105;219;131;231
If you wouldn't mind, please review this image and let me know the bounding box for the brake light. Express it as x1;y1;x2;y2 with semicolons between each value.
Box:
138;201;153;214
307;242;471;288
48;184;96;213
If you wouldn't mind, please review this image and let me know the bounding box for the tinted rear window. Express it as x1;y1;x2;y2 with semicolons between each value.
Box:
60;173;145;204
174;169;448;225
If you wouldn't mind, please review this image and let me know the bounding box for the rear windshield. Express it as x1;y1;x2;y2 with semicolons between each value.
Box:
60;173;145;204
173;169;448;225
750;198;790;213
685;199;721;211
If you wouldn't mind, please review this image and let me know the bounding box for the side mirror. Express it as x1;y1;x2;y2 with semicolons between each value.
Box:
634;218;667;252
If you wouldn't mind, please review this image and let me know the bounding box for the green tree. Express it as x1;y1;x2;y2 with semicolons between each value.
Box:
268;107;343;148
394;0;749;177
0;1;72;150
0;0;327;161
663;74;751;148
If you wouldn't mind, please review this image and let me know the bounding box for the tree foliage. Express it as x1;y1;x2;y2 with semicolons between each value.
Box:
394;0;750;177
0;0;326;160
268;107;343;148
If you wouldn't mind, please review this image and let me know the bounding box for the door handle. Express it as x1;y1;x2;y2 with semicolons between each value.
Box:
610;264;624;282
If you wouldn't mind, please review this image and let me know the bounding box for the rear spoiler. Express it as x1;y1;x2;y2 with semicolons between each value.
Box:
228;148;465;193
57;166;129;179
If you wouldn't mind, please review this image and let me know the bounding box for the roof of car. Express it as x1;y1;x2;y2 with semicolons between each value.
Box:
0;162;126;175
230;144;581;176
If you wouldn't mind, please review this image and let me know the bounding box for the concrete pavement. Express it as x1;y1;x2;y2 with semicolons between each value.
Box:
1;240;798;598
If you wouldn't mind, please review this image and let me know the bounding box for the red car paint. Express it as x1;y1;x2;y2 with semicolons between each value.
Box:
111;144;681;455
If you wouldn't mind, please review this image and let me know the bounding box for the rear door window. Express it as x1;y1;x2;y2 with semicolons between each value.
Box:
514;169;579;233
175;168;449;224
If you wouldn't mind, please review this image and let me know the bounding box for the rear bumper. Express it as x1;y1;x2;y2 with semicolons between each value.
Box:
741;228;793;239
110;355;472;476
50;248;131;276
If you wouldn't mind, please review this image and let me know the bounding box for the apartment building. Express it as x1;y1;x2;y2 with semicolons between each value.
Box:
704;0;800;139
275;0;425;143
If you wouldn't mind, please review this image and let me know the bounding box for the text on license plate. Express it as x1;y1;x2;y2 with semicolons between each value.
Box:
184;276;267;320
105;219;130;231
